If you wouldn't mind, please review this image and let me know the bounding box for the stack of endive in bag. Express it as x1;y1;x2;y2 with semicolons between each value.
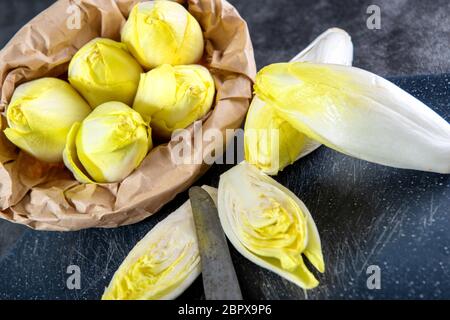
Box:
101;24;450;300
5;1;215;184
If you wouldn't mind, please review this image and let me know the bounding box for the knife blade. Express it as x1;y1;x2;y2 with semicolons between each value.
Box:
189;186;243;300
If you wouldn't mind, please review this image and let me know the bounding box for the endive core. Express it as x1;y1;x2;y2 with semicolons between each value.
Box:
240;192;307;272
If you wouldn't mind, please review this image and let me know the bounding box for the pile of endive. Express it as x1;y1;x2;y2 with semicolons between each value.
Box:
102;26;450;300
5;1;215;183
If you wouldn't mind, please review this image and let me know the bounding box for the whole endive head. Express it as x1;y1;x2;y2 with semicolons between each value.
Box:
133;64;215;138
255;62;450;174
63;101;151;183
4;78;91;162
102;186;218;300
218;162;324;289
68;38;143;108
245;28;353;175
121;1;204;69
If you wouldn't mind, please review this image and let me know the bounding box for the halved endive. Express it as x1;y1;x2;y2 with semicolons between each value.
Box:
102;186;217;300
254;62;450;174
218;162;324;289
245;28;353;175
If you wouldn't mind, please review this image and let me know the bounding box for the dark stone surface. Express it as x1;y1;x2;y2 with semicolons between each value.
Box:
231;0;450;77
0;0;449;300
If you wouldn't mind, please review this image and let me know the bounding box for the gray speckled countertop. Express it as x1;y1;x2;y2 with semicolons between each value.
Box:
0;0;449;300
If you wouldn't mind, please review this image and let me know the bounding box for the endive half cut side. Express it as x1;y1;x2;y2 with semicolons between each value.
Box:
102;186;217;300
255;62;450;174
218;162;324;289
245;28;353;175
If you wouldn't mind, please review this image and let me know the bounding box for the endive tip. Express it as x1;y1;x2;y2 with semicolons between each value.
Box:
292;27;353;65
324;27;351;37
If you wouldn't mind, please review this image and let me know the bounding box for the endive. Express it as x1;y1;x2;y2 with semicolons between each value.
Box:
218;162;324;289
68;38;143;108
254;62;450;174
245;28;353;175
121;1;204;69
4;78;91;162
102;186;217;300
133;64;215;138
63;102;151;183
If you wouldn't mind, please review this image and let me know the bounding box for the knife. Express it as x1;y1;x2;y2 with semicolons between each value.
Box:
189;186;243;300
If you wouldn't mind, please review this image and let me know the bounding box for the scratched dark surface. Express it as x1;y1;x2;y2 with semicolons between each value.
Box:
0;0;449;300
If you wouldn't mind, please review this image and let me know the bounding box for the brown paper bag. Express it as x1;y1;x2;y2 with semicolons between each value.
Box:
0;0;256;231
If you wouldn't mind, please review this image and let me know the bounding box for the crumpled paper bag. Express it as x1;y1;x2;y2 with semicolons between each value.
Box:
0;0;256;231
